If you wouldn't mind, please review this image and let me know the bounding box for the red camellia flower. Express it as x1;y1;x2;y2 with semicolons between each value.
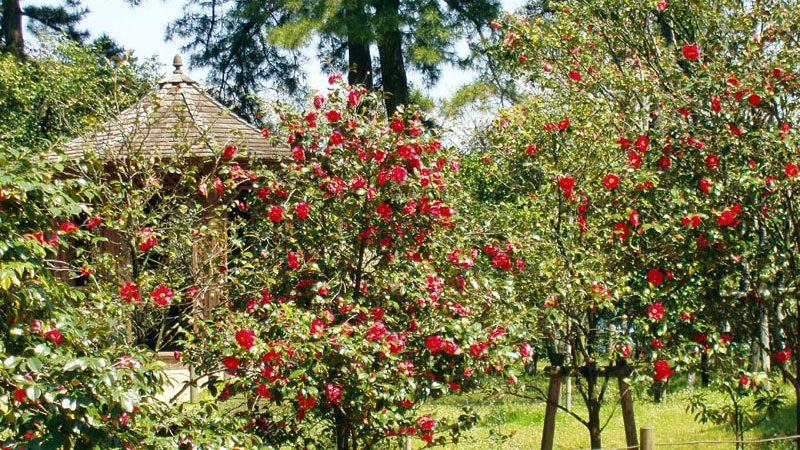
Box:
568;71;582;82
14;387;26;403
558;177;575;198
651;339;664;349
469;341;488;358
629;210;640;227
648;302;665;320
390;119;405;133
298;392;316;409
235;329;256;350
295;202;310;219
653;360;675;381
268;205;284;222
426;335;445;354
330;130;344;145
657;156;671;170
739;375;751;387
120;282;141;305
325;383;343;404
326;110;342;122
397;360;414;376
389;166;408;184
45;328;62;344
377;203;392;219
137;227;157;251
223;357;239;370
700;178;712;194
628;151;642;168
635;135;649;152
613;222;629;239
786;163;798;178
287;252;300;270
150;284;173;306
682;44;699;60
416;415;436;432
291;146;305;161
602;174;620;189
348;89;361;106
365;321;387;342
257;384;271;398
706;154;719;169
59;222;79;233
85;216;102;229
223;145;237;158
776;349;792;362
491;253;511;270
313;94;325;109
310;318;325;338
747;93;761;107
647;268;664;286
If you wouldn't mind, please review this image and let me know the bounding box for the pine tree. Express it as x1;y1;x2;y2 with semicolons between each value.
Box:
167;0;502;115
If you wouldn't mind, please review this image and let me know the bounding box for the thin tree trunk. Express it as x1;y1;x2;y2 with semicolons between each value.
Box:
757;299;771;388
2;0;24;58
374;0;409;113
701;352;710;387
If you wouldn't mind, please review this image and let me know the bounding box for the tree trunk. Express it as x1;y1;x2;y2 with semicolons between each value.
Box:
701;352;709;387
588;402;602;449
585;365;602;449
374;0;409;113
1;0;24;58
345;0;373;89
334;408;350;450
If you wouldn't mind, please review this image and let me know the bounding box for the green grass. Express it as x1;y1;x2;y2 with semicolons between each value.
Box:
408;380;798;450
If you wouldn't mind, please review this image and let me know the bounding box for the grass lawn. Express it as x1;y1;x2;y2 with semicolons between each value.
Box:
408;378;799;450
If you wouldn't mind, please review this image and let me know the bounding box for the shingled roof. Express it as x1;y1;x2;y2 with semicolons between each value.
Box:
59;55;285;161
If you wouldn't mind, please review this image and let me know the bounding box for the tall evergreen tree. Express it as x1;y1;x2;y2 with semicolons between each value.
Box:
167;0;501;115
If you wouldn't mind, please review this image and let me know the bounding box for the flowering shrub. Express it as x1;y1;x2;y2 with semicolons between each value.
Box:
483;0;800;446
0;147;170;449
179;82;528;449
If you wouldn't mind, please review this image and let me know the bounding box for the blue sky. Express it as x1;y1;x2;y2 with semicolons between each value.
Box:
24;0;524;98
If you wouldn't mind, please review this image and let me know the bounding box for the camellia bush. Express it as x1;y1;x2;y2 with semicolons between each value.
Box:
0;43;275;450
481;0;800;447
177;79;531;449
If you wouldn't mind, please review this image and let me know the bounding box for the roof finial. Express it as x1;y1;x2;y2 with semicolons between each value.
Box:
173;54;183;74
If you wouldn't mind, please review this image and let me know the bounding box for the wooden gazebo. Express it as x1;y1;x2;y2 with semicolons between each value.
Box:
56;54;284;318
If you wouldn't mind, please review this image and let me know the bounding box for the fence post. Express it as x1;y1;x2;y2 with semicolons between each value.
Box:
541;375;562;450
640;426;655;450
618;377;637;449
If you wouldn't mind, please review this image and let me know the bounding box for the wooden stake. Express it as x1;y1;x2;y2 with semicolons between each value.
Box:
640;426;655;450
541;376;562;450
618;377;638;449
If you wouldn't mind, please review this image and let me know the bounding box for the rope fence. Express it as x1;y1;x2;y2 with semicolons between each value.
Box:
579;428;800;450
